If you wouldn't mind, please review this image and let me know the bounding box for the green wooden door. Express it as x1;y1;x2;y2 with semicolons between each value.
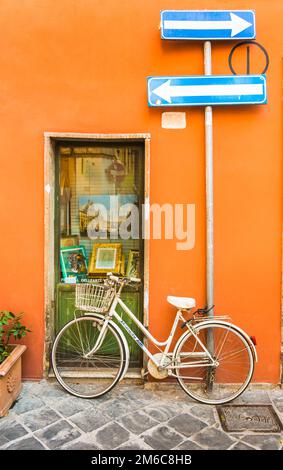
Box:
56;284;143;366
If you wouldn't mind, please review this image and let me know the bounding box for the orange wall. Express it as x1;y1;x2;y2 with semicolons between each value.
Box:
0;0;282;381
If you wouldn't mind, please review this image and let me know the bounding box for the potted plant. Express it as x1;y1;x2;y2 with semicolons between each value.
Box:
0;311;30;417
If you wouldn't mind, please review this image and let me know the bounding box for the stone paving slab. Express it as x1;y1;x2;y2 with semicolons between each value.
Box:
118;410;159;435
0;418;28;447
141;424;184;450
0;380;282;450
143;403;183;422
116;439;153;450
241;433;283;450
176;440;204;451
5;436;46;450
62;440;99;451
168;413;207;437
70;409;108;433
93;422;130;450
12;395;45;415
20;406;61;432
230;441;255;451
34;420;82;450
192;426;236;450
54;398;93;418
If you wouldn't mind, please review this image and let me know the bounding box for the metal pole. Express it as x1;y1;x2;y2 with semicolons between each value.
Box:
204;42;215;392
204;41;214;318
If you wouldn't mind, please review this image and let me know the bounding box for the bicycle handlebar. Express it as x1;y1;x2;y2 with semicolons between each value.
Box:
129;276;141;283
107;273;141;284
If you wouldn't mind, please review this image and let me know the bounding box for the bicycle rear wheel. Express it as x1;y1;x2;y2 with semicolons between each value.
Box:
52;316;126;398
174;322;255;404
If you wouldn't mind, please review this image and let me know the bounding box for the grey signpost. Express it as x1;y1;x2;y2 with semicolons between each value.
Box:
148;10;265;324
204;40;214;320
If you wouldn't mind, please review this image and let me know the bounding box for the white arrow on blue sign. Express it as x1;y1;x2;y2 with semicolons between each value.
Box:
161;10;256;40
148;75;267;107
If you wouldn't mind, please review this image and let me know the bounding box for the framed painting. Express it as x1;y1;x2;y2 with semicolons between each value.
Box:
88;243;122;275
60;245;88;282
60;235;79;248
126;250;140;278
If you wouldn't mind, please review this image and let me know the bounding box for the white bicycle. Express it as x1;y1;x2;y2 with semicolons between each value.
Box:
52;274;257;404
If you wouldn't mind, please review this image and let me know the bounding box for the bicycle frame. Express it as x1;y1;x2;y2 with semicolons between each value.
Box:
85;293;216;370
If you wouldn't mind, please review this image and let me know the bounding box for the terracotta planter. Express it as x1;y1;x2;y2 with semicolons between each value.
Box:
0;345;26;417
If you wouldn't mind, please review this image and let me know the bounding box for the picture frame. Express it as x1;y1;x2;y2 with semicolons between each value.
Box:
60;245;88;282
88;243;122;275
126;250;140;278
60;235;79;248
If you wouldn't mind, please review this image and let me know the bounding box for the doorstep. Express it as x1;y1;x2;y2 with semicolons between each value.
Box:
47;368;143;385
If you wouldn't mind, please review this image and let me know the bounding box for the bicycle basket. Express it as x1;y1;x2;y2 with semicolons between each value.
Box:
75;283;116;313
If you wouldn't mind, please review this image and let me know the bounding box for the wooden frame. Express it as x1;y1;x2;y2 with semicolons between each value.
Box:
126;250;140;278
44;132;150;377
89;243;122;275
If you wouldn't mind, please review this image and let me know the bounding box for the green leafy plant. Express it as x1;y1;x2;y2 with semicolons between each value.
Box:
0;311;31;364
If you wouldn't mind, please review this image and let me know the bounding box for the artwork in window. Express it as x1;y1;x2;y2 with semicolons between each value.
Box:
126;250;140;278
88;243;122;275
105;156;126;183
79;195;138;238
60;235;79;248
120;255;125;276
60;245;88;282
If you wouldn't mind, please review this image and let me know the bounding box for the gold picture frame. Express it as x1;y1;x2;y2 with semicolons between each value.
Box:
88;243;122;275
126;250;140;278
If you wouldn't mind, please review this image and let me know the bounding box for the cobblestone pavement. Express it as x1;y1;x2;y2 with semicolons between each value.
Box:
0;381;283;450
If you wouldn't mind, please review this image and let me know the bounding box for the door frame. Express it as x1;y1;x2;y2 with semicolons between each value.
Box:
43;132;150;377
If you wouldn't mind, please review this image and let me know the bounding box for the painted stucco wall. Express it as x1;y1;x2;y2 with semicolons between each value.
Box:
0;0;282;381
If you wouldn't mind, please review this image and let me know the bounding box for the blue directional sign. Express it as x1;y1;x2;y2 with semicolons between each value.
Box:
148;75;267;107
161;10;256;40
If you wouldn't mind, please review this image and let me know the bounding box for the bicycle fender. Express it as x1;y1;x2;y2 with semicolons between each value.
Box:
173;320;258;363
220;321;258;362
206;320;258;362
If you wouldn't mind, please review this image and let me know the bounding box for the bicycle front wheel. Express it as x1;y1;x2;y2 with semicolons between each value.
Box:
52;316;126;398
174;322;254;404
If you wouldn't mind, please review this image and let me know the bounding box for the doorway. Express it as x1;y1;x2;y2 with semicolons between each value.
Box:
44;133;150;377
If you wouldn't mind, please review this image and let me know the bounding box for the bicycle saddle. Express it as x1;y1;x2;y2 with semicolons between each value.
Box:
167;296;196;310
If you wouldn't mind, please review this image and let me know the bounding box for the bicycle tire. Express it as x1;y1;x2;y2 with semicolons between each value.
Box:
174;321;255;405
51;315;127;399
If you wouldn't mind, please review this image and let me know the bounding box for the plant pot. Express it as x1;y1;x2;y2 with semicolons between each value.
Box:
0;344;26;417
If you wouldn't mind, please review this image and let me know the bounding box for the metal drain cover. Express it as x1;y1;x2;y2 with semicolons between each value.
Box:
217;405;283;432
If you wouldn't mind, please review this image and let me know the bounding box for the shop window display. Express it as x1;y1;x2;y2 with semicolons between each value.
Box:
55;143;144;366
58;144;143;283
